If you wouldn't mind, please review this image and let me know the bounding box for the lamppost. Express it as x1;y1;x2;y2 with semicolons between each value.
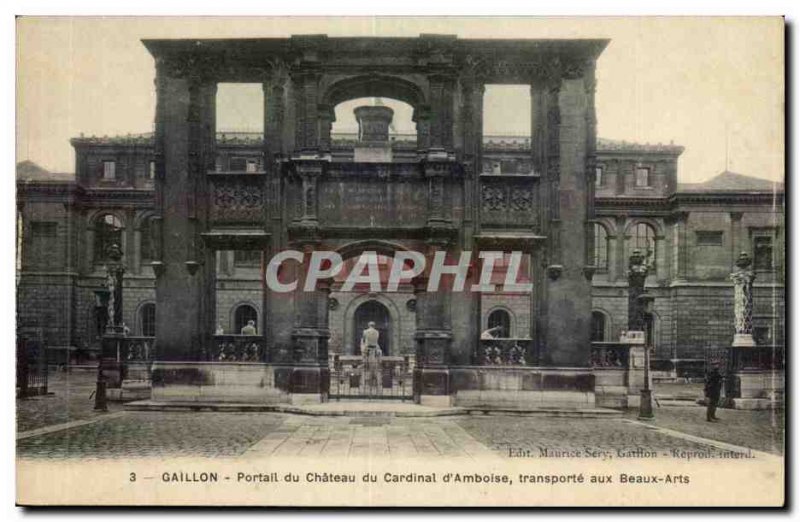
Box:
94;243;125;411
627;249;654;420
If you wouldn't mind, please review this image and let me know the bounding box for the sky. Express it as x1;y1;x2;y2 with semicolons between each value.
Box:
16;16;784;182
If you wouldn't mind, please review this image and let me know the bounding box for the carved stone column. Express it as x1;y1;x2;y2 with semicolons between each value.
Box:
731;252;756;347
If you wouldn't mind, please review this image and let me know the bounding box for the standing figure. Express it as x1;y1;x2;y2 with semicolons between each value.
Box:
241;320;257;335
704;365;724;422
361;322;382;395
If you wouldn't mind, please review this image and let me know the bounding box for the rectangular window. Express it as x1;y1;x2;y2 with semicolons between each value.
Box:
148;161;156;180
696;231;724;246
634;167;650;187
753;236;774;270
234;250;261;267
102;161;116;180
246;160;258;173
595;166;604;188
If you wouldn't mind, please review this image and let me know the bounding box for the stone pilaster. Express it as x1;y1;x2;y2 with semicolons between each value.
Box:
289;244;331;402
536;61;595;367
153;61;216;361
412;266;453;406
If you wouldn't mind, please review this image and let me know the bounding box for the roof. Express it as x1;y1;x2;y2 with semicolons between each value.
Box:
70;132;686;154
678;171;783;193
16;161;74;182
597;138;684;154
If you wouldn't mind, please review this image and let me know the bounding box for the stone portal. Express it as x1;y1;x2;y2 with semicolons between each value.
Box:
143;34;607;407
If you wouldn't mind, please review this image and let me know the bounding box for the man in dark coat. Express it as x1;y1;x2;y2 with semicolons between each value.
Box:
704;366;724;422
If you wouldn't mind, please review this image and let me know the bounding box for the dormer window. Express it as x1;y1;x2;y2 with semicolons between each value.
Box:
102;161;116;180
635;166;650;187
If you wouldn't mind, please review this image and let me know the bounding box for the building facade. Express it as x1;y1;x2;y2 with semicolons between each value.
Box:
17;133;784;378
16;36;784;406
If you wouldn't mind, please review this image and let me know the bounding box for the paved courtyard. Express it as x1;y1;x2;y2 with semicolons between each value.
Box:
17;370;784;460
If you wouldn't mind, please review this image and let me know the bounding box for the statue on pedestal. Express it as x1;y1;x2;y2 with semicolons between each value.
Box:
731;252;756;347
361;322;382;396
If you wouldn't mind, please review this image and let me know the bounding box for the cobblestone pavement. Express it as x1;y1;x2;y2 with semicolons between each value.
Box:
17;409;760;461
623;406;784;455
16;369;122;433
16;376;783;460
456;416;718;458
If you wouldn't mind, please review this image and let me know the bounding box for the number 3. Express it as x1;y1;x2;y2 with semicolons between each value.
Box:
130;472;136;482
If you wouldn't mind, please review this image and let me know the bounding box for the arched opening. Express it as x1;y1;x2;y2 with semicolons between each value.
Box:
627;222;657;269
94;214;123;263
139;303;156;337
488;309;512;338
331;97;417;143
234;304;258;334
591;311;607;342
352;300;392;356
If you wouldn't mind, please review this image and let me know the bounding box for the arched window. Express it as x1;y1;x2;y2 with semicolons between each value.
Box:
140;217;154;263
94;214;123;263
139;303;156;337
234;304;258;334
591;312;606;342
488;309;512;338
628;222;657;269
593;224;609;272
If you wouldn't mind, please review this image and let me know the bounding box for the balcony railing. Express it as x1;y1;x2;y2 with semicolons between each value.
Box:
476;338;533;366
590;342;631;368
211;335;265;362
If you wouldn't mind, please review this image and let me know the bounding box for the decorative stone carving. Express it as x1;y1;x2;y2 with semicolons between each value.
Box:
406;299;417;312
509;187;533;211
731;252;756;347
328;297;339;311
211;180;265;224
482;185;505;211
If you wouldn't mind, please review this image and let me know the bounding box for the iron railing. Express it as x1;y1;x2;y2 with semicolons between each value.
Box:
330;354;415;399
590;342;631;368
211;335;265;362
475;338;533;366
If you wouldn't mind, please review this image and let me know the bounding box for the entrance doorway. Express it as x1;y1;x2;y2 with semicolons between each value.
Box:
352;300;391;355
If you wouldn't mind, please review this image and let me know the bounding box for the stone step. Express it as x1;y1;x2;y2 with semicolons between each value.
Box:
124;400;623;418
